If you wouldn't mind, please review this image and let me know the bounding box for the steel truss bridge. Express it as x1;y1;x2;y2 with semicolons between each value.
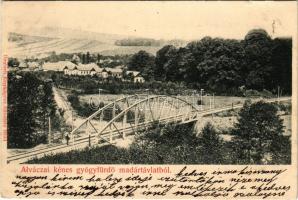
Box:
7;95;291;163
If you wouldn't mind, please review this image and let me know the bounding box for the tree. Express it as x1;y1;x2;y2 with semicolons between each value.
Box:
48;51;59;62
82;54;87;64
96;54;102;63
86;52;91;64
195;38;245;92
8;72;57;148
181;39;207;85
243;29;273;90
8;74;30;148
270;135;291;164
8;73;40;148
231;101;284;164
40;83;56;140
127;50;155;80
271;38;292;94
155;45;179;81
71;54;80;64
8;58;20;68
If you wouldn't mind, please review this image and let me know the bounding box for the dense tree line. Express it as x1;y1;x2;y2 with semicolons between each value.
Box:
128;29;292;95
28;101;290;164
115;38;163;46
115;38;187;47
8;72;58;148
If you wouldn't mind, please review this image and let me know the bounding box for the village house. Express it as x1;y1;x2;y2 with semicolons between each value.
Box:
27;61;42;71
9;60;42;71
42;61;144;82
99;58;113;64
126;70;145;83
18;60;28;69
126;70;140;77
134;73;145;83
105;67;123;79
43;61;76;72
101;68;109;79
64;63;102;76
43;61;102;76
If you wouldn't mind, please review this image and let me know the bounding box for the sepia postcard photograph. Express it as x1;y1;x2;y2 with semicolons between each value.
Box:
0;1;297;199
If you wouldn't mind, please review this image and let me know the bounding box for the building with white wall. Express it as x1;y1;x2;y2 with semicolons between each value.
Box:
64;63;102;76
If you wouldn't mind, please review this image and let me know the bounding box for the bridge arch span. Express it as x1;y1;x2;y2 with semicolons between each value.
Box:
68;94;202;147
95;95;200;143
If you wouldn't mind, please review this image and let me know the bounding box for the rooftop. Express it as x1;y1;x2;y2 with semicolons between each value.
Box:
43;61;76;71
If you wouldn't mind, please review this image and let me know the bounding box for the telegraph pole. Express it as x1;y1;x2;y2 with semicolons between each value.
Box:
277;86;280;104
192;90;196;106
98;88;103;97
200;89;204;110
48;117;51;144
71;110;74;146
98;88;103;105
272;20;276;37
213;93;215;109
145;89;150;98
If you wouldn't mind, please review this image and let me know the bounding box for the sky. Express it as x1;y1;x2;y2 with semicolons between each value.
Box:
2;1;297;40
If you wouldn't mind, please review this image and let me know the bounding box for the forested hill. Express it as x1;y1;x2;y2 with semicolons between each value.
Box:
127;29;292;95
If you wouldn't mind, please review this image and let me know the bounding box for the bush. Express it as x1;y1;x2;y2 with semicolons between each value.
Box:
273;102;291;114
243;89;261;97
243;89;273;98
260;89;274;98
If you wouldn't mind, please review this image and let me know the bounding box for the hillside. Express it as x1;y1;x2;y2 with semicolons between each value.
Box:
7;27;187;58
7;32;120;58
